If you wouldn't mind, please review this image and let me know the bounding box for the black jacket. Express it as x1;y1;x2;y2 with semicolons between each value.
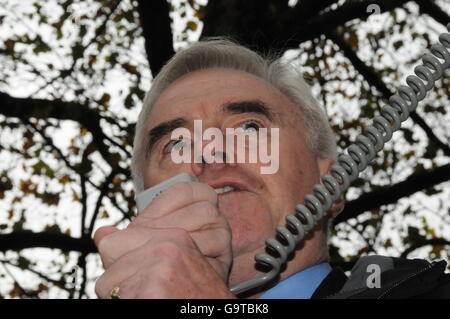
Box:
311;255;450;299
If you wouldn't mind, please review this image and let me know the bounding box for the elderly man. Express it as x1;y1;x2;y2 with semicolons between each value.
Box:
93;39;449;299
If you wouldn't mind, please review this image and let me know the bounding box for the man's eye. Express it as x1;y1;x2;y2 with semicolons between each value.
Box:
163;138;188;154
239;120;263;133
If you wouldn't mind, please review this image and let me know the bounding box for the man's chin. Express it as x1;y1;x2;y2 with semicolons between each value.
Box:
217;191;273;258
227;243;268;289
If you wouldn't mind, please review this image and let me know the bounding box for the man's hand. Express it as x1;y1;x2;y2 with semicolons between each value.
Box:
93;181;235;298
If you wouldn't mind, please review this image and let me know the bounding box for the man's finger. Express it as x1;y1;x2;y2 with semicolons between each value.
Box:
139;181;217;219
95;228;195;298
94;225;158;269
93;226;120;254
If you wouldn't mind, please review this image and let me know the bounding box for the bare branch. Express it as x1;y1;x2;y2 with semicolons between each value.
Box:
418;0;450;27
201;0;414;53
135;0;174;76
76;253;88;299
0;231;97;254
400;238;450;258
0;259;70;291
87;170;117;235
327;30;450;157
23;119;131;219
0;92;130;176
80;174;88;236
290;0;338;18
334;163;450;224
0;262;36;298
283;0;414;46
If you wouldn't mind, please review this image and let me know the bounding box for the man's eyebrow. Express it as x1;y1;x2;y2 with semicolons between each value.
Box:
221;100;275;120
146;118;187;156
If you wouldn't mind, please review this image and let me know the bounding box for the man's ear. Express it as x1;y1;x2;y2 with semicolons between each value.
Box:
317;158;345;218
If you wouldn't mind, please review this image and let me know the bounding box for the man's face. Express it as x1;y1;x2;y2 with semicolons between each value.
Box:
142;68;327;270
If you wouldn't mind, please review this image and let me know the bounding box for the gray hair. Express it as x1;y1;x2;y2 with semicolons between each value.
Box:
131;38;337;193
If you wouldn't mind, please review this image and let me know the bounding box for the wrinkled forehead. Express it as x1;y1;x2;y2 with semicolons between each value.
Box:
145;68;294;128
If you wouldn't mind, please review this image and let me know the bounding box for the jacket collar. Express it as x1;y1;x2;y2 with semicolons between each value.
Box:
312;255;447;299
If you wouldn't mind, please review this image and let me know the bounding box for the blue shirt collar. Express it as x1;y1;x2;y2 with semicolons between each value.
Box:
259;263;332;299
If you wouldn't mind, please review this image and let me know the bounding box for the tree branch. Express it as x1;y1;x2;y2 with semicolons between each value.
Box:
201;0;292;50
0;259;70;291
201;0;414;53
0;262;36;298
0;231;97;254
327;30;450;157
418;0;450;27
0;92;130;177
135;0;174;76
76;253;88;299
6;165;448;252
278;0;414;49
22;118;131;219
334;163;450;224
290;0;338;19
87;170;117;235
400;238;450;258
80;174;88;237
28;0;122;98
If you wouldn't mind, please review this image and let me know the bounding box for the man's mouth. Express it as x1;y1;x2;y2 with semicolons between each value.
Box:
207;179;251;195
213;185;240;195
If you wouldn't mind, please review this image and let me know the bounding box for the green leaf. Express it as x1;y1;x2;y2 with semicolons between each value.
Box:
384;239;392;248
72;42;84;60
424;187;440;196
45;224;62;233
33;36;51;54
131;86;145;100
122;63;139;75
12;220;24;232
0;173;13;199
393;40;403;50
76;158;93;175
405;226;425;245
17;256;31;270
124;93;133;109
123;10;135;23
403;206;413;216
423;143;438;159
402;129;417;144
32;160;55;178
41;192;60;206
79;24;88;38
3;39;15;54
101;210;109;219
105;52;119;65
186;21;198;32
99;93;111;107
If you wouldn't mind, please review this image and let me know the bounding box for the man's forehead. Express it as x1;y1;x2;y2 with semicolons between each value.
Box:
147;68;289;126
157;68;268;101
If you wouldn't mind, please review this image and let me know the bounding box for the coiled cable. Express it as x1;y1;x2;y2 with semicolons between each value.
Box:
230;23;450;295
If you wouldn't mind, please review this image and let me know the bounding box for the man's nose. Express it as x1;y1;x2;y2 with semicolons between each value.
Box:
191;150;229;176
